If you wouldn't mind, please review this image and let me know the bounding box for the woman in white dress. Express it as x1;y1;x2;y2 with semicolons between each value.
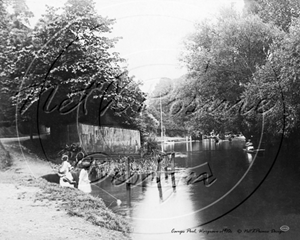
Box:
77;160;93;193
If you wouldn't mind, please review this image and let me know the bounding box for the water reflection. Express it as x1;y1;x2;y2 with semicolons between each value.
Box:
246;153;253;163
90;138;264;240
131;181;200;240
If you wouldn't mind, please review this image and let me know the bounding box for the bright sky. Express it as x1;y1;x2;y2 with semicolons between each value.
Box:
26;0;244;92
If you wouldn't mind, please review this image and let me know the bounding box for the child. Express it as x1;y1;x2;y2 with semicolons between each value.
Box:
58;155;75;187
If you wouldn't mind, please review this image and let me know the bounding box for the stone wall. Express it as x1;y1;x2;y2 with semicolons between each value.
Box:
78;124;141;154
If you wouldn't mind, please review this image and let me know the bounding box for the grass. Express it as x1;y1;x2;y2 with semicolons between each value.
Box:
1;141;132;236
24;178;131;234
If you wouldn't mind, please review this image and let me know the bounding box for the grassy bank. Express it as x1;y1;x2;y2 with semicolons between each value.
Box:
0;141;131;239
23;178;131;234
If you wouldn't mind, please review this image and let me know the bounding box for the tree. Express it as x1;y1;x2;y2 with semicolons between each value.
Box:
147;77;188;136
242;17;300;143
179;10;281;138
0;0;33;127
8;0;145;141
244;0;300;32
133;106;159;143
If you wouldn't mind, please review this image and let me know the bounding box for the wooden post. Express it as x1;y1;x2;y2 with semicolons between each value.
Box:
141;173;147;192
164;155;169;180
126;157;131;190
170;153;175;173
127;183;132;207
157;156;163;200
186;136;189;151
157;176;163;200
171;152;176;191
156;156;161;179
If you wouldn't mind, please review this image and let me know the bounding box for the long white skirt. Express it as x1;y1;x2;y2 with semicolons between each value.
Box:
78;169;92;193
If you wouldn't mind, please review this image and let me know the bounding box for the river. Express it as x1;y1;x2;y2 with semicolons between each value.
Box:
90;137;300;240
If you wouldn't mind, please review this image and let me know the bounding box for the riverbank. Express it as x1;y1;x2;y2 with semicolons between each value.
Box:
0;140;131;240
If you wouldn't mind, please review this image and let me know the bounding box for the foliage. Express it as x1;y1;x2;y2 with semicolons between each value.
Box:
1;0;145;136
133;106;159;143
57;142;85;166
178;10;281;136
17;0;144;126
242;18;300;138
244;0;300;32
147;77;188;135
0;0;33;125
175;4;300;143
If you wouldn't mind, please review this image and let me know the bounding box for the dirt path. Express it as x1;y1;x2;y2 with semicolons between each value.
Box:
0;142;130;240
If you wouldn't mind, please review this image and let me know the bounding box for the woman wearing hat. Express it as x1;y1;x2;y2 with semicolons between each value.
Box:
77;159;93;193
58;155;75;187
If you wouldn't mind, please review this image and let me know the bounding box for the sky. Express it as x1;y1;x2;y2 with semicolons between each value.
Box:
26;0;245;92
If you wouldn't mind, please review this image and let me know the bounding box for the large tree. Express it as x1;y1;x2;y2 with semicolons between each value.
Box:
242;17;300;142
178;9;281;139
0;0;33;127
9;0;145;139
244;0;300;32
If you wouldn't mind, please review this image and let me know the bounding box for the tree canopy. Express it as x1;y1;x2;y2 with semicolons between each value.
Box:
165;3;300;145
174;10;281;138
0;0;33;126
244;0;300;32
1;0;145;133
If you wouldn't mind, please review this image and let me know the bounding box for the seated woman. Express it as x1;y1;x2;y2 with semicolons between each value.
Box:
58;155;75;187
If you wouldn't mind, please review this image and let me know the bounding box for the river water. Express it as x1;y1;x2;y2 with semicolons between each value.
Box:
90;137;300;240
